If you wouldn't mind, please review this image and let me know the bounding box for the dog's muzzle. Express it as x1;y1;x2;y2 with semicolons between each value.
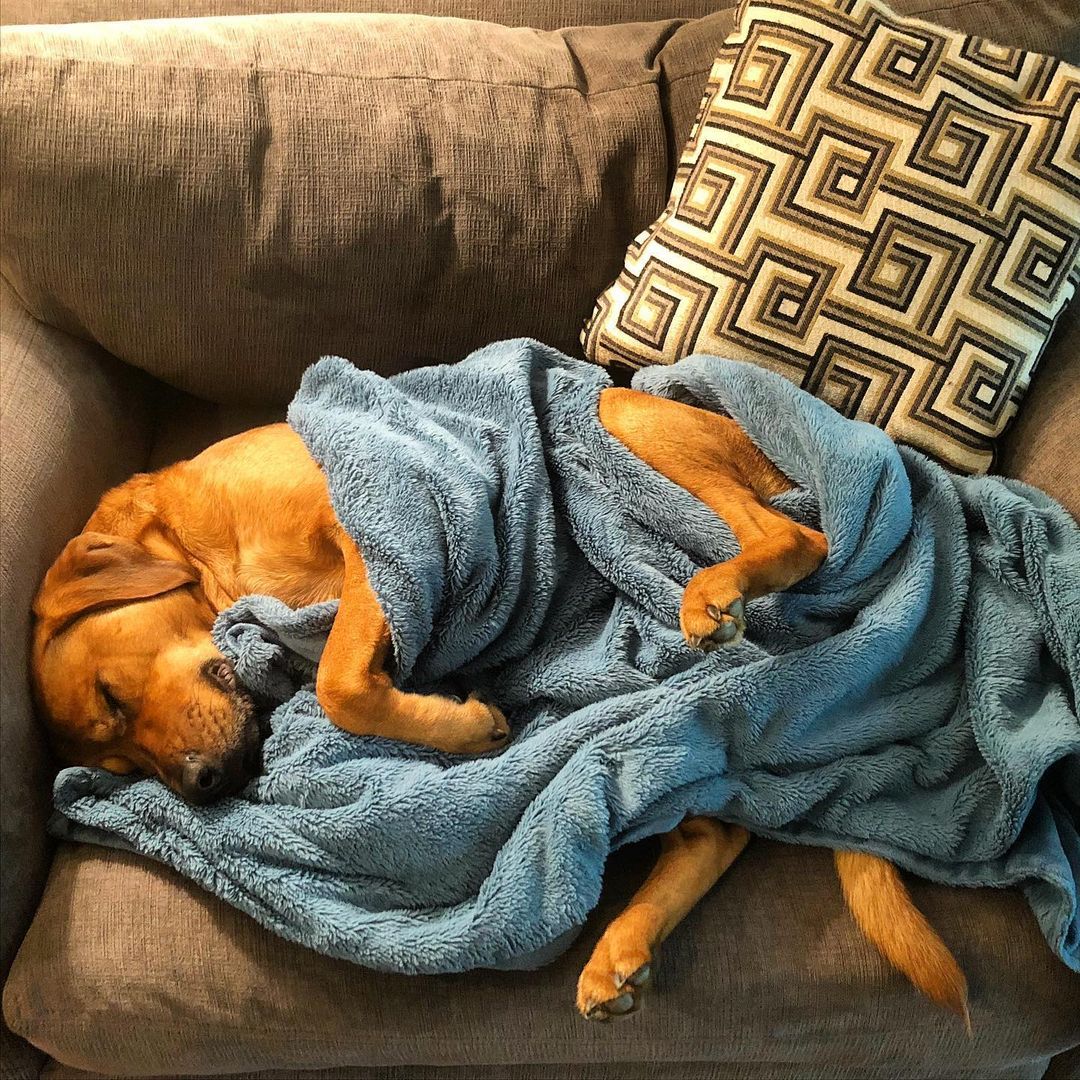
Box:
180;659;263;804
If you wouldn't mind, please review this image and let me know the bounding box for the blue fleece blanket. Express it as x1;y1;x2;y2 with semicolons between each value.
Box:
51;339;1080;975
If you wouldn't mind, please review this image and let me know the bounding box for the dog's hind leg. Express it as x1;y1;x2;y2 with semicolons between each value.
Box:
598;387;828;649
598;389;968;1025
577;818;749;1020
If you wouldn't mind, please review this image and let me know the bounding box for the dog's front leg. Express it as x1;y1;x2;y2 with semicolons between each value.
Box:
577;818;749;1020
316;530;509;754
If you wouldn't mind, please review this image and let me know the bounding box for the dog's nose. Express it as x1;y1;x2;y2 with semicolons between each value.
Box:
181;755;227;804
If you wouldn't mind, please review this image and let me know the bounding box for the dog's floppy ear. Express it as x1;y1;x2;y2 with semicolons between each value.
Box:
33;532;198;636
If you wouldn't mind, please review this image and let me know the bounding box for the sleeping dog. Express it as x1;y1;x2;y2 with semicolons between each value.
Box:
30;385;969;1024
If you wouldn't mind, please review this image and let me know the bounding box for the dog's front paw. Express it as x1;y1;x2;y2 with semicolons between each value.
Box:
432;695;510;755
576;934;655;1021
680;568;746;650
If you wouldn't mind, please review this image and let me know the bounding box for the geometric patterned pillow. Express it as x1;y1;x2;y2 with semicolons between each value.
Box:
582;0;1080;474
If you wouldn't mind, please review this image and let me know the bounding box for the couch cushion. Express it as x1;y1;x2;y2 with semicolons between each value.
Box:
0;0;725;29
32;1054;1076;1079
583;0;1080;475
5;839;1079;1076
0;12;689;405
3;1;1075;419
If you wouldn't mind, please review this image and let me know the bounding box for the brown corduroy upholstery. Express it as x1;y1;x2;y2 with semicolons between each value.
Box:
7;840;1080;1077
1;14;685;404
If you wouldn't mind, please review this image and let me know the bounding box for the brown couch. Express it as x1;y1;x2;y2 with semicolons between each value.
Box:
1;1;1078;1077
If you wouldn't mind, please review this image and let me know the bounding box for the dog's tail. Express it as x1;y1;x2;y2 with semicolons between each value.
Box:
834;850;970;1031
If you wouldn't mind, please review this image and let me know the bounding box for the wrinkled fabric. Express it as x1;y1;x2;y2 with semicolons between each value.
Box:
52;339;1080;975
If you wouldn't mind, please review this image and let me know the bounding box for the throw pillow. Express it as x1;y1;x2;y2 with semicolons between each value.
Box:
582;0;1080;474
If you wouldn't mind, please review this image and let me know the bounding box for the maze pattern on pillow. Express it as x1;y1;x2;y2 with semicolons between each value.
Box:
582;0;1080;474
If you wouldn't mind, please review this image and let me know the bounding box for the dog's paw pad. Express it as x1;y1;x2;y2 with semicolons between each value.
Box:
622;963;651;988
683;594;746;650
588;992;635;1019
577;947;655;1021
704;599;744;644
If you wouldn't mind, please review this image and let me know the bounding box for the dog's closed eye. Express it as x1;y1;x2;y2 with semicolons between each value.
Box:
78;676;129;743
96;678;128;720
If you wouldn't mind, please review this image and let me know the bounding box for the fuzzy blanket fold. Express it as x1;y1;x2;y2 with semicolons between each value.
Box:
51;339;1080;975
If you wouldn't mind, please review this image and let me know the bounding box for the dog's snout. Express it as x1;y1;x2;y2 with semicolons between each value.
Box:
204;657;238;693
179;720;261;805
181;754;228;804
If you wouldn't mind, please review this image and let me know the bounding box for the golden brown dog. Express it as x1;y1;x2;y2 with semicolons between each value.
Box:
31;387;969;1024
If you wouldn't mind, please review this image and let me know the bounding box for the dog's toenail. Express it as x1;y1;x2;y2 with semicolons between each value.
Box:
706;604;722;621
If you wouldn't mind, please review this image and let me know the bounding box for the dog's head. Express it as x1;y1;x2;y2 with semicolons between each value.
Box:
31;532;262;804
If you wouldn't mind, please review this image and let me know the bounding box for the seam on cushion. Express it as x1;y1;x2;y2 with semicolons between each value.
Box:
1;53;666;97
6;2;1041;95
0;265;97;350
0;266;33;319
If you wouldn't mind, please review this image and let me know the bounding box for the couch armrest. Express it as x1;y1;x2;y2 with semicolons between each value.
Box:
0;280;156;1078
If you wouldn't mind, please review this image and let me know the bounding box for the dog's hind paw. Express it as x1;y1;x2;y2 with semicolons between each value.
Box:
680;571;746;651
576;941;655;1021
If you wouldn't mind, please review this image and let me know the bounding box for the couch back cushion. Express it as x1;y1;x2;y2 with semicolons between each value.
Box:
1;2;1075;418
0;0;724;28
1;13;714;404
